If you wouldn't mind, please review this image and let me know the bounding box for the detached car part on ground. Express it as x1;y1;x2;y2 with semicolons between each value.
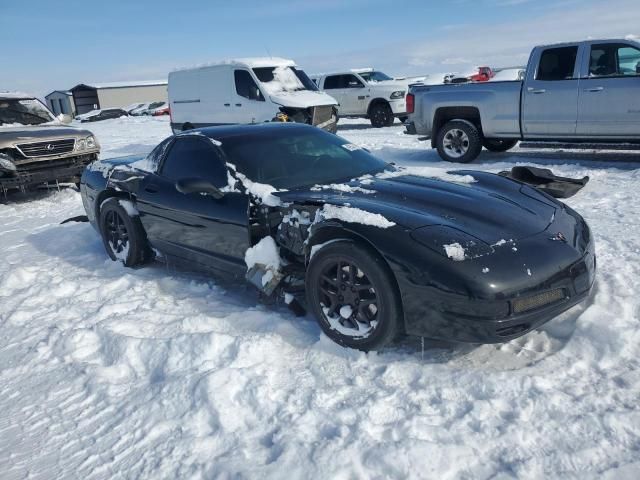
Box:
0;93;100;193
168;57;339;135
80;123;595;351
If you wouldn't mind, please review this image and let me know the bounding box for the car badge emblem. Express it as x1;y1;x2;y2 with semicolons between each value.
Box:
46;143;55;151
550;232;567;242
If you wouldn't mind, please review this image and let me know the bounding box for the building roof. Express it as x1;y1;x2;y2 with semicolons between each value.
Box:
71;79;168;91
45;90;72;98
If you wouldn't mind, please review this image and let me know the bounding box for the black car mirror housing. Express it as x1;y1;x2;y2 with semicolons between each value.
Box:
175;178;224;199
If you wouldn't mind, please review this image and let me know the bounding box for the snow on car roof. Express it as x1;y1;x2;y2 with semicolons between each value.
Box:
172;57;296;72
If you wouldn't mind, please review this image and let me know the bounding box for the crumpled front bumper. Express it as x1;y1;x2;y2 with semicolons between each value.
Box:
0;153;98;190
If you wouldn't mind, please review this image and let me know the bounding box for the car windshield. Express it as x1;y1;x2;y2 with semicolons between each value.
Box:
252;66;318;93
221;127;389;189
359;71;393;82
0;98;55;125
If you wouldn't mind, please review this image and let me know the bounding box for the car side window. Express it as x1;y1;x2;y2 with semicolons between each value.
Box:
161;137;228;187
344;74;364;88
589;43;640;77
145;137;173;172
323;75;341;89
234;70;265;101
536;46;578;81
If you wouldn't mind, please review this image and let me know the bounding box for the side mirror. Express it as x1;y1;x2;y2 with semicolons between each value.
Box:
175;178;224;199
57;114;72;124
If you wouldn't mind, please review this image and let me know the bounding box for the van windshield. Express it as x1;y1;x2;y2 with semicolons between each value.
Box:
253;66;319;93
0;98;56;126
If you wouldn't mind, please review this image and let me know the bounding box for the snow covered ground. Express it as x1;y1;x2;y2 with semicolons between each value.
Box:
1;115;639;479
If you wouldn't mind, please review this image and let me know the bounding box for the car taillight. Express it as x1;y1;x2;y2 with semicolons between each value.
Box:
406;93;414;114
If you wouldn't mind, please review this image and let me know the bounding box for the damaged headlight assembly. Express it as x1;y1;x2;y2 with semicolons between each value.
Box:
390;91;405;99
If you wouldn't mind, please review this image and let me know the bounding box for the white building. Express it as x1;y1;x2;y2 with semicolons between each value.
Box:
45;90;75;116
70;80;168;114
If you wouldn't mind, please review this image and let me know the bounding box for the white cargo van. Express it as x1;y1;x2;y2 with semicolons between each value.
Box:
168;58;338;134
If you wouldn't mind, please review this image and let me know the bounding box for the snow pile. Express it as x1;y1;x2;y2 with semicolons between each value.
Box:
227;163;282;206
316;204;395;228
118;199;139;217
310;183;375;194
260;66;305;95
443;242;466;261
244;236;282;287
378;166;476;184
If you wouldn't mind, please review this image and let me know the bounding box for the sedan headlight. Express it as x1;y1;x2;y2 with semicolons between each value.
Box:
390;90;405;99
0;154;17;173
86;136;96;149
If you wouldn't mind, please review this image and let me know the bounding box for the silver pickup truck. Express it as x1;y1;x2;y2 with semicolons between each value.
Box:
406;39;640;162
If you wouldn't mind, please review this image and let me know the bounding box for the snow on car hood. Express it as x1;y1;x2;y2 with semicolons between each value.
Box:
269;90;337;108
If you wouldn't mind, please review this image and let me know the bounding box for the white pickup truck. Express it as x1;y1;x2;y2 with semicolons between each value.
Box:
406;39;640;162
312;69;414;127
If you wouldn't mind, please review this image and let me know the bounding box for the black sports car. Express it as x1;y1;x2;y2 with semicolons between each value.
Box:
80;123;595;351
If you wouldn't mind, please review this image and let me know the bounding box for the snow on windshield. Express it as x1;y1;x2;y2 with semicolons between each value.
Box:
257;66;306;94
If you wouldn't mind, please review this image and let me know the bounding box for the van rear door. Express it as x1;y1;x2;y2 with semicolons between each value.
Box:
199;66;232;125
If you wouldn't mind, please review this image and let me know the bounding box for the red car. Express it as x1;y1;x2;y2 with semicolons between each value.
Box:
152;105;170;116
469;66;494;82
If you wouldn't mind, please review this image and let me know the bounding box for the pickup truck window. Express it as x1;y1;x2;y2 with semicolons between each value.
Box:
234;70;265;102
324;74;364;89
536;46;578;81
589;44;640;77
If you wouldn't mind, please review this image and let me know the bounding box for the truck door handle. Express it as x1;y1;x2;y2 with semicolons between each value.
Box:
584;86;604;92
527;87;546;94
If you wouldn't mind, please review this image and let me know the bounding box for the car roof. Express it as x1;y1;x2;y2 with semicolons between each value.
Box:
181;122;318;144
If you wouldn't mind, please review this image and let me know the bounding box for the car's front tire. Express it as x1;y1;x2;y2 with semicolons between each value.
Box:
98;197;149;267
369;102;394;128
435;120;483;163
483;138;518;152
306;240;401;351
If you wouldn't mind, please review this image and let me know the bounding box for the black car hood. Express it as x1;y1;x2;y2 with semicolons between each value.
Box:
277;171;559;244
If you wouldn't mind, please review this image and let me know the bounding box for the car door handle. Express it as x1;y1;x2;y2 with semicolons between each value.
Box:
144;185;159;193
584;86;604;92
527;87;546;94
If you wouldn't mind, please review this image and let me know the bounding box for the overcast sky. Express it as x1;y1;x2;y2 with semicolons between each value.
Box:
2;0;639;97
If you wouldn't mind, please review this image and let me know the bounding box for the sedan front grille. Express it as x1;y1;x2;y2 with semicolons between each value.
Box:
16;138;76;158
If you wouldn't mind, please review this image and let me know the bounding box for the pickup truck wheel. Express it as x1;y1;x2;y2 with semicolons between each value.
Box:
436;120;482;163
99;198;149;267
398;116;408;123
370;103;394;128
483;139;518;152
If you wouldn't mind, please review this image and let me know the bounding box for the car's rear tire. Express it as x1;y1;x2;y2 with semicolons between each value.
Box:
369;102;394;128
306;240;401;351
483;138;518;152
436;120;483;163
98;197;149;267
